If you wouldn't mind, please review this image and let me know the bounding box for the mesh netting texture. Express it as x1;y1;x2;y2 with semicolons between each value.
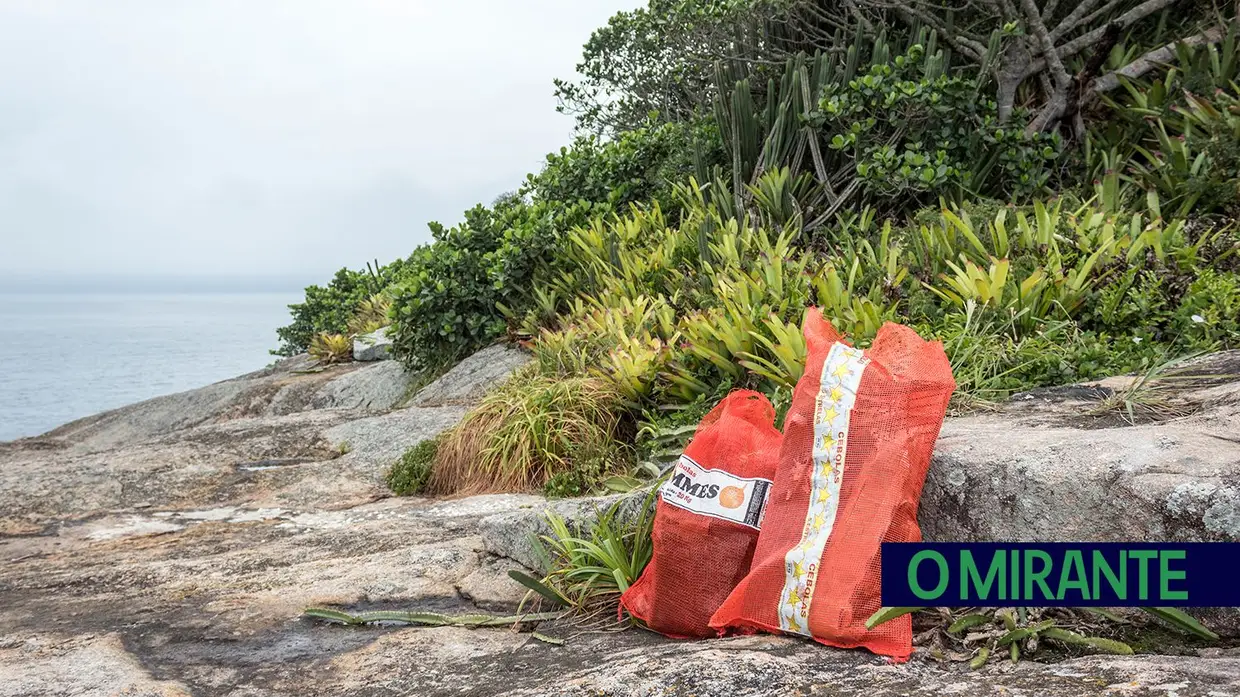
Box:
619;390;783;638
709;309;955;660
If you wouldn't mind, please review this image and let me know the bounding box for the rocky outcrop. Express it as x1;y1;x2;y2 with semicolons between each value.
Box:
478;489;651;572
352;327;393;362
0;355;470;528
920;351;1240;545
412;343;532;407
3;346;1239;696
0;345;538;695
309;360;413;411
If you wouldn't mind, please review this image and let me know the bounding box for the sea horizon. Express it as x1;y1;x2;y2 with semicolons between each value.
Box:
0;287;306;441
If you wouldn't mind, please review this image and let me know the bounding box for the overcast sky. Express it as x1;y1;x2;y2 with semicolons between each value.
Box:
0;1;637;288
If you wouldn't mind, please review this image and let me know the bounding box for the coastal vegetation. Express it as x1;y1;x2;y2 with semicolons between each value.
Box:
278;0;1240;499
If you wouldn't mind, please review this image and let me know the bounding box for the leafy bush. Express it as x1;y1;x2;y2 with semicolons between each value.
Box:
814;45;1062;204
520;171;1238;412
1139;88;1240;216
386;439;438;496
427;369;631;496
384;120;723;373
274;262;406;356
1093;28;1240;217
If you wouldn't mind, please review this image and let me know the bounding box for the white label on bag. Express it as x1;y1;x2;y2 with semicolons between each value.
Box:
777;341;870;637
658;454;772;529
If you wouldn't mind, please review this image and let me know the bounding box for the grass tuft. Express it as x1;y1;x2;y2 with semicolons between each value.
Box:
428;369;629;496
1088;353;1208;425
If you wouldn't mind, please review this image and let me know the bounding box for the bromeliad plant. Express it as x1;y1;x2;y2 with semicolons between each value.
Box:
308;332;353;365
409;166;1237;496
525;167;1239;417
346;292;393;336
510;490;658;620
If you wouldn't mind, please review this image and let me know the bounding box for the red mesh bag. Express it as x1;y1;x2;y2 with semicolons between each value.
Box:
619;390;783;638
709;309;955;660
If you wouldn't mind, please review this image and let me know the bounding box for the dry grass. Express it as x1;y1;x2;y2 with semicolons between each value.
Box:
1088;353;1210;425
428;369;626;496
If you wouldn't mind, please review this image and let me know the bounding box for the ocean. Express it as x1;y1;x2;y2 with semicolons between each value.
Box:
0;291;302;441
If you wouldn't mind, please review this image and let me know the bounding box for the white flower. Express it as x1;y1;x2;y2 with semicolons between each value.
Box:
1132;337;1143;344
1191;314;1206;324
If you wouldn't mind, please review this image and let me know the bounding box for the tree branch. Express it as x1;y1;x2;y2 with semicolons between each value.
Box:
1048;0;1103;42
1065;0;1129;41
1089;25;1227;94
1063;22;1123;138
1041;0;1062;22
1022;0;1074;131
1023;0;1072;90
839;0;877;34
886;2;988;59
1055;0;1185;61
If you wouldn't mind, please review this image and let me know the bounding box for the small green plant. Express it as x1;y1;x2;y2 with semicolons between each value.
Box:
867;606;1217;668
386;439;438;495
510;490;657;618
597;461;663;494
275;261;407;356
308;332;354;364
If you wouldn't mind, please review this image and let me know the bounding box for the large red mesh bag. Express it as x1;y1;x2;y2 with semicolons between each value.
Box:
619;390;783;638
709;309;955;660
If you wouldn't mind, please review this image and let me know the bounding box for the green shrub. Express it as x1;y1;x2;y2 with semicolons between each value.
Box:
521;491;656;614
815;45;1061;205
274;261;408;356
521;172;1239;412
1094;28;1240;217
1172;269;1240;350
386;439;438;496
384;120;724;374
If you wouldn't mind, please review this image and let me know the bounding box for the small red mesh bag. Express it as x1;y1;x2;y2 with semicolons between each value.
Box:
619;390;783;638
709;309;955;660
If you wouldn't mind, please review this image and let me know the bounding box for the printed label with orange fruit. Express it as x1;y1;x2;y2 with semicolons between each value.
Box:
659;455;772;529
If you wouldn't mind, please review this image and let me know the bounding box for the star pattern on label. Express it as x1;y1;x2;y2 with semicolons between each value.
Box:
787;586;801;606
776;342;869;638
787;615;802;634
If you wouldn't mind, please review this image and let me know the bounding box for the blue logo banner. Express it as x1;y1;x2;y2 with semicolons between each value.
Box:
881;542;1240;607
